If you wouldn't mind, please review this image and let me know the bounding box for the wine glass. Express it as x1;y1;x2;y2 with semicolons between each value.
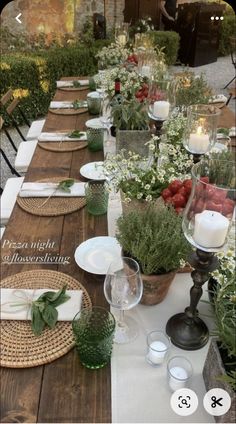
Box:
100;96;112;146
104;257;143;344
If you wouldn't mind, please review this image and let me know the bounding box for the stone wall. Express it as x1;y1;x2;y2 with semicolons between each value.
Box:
1;0;125;37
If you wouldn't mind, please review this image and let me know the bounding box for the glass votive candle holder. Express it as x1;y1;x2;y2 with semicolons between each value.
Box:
167;356;193;392
86;127;104;152
183;104;220;154
72;306;116;369
146;331;171;366
85;180;109;216
87;92;102;115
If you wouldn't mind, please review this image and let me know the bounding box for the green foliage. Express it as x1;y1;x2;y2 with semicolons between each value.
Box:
116;205;189;275
176;74;212;108
150;31;180;65
219;13;236;56
111;98;149;130
0;44;107;125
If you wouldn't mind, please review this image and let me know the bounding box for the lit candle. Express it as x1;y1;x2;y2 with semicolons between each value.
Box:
169;366;188;391
189;126;210;153
147;341;167;365
193;210;230;248
153;101;170;120
141;65;151;78
117;34;126;46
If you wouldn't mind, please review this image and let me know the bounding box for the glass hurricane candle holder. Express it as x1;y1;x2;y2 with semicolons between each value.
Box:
183;159;235;252
166;159;235;350
148;79;176;134
183;104;220;157
148;79;176;121
115;24;129;47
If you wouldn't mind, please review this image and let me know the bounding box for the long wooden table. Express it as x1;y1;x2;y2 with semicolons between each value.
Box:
1;83;111;423
1;83;235;422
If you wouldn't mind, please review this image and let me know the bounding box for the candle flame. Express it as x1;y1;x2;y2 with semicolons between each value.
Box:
196;126;203;135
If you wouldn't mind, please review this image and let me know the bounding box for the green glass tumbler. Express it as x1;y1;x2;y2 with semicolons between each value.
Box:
87;92;102;115
86;127;104;152
85;180;109;215
72;306;116;369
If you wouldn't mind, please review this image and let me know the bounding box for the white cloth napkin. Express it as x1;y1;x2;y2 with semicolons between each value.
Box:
50;101;74;109
38;132;87;142
50;101;87;109
57;80;89;88
209;94;227;104
0;288;82;321
19;182;85;197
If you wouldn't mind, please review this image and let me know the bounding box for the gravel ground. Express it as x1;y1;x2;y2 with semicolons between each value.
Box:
1;55;235;188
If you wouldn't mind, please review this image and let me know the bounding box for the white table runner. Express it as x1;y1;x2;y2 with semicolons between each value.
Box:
107;190;215;423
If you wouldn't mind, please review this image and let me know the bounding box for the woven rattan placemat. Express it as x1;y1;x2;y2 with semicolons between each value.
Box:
0;269;92;368
17;177;86;217
38;140;88;152
49;107;88;116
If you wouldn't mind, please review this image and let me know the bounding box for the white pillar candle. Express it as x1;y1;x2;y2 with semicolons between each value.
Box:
189;126;210;153
193;210;230;248
147;341;167;365
169;366;188;392
117;34;126;46
141;65;151;78
153;101;170;120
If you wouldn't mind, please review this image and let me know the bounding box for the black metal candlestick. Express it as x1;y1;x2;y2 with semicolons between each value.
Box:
166;249;219;350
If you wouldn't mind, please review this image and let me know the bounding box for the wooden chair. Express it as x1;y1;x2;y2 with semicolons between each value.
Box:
1;115;38;175
0;89;45;141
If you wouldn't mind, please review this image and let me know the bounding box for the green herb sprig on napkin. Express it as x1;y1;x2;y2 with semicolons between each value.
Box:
68;130;83;139
31;285;70;336
58;178;75;193
73;81;81;88
73;100;87;109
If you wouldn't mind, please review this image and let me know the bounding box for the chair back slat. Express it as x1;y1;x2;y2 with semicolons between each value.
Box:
0;89;13;106
6;98;20;115
0;116;3;130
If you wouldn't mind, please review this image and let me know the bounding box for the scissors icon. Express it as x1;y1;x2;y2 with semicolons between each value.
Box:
211;396;223;408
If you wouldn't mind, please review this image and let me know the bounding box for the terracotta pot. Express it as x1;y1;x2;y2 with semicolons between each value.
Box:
140;270;177;306
120;191;164;215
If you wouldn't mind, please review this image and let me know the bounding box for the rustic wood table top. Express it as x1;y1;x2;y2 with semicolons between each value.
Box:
0;78;235;423
1;79;111;423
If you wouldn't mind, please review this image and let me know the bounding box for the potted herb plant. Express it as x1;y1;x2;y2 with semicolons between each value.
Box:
203;249;236;423
111;97;150;156
175;72;212;113
116;205;190;305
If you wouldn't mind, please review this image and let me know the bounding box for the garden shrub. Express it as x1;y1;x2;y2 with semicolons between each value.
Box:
0;44;108;125
218;13;236;56
150;31;180;65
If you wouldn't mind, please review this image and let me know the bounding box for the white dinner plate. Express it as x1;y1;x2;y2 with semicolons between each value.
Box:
85;118;104;129
80;161;106;180
74;236;121;274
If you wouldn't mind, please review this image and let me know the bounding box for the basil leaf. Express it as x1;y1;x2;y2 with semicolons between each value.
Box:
51;293;71;308
68;130;83;138
42;304;58;328
73;80;81;87
58;179;75;193
31;304;45;336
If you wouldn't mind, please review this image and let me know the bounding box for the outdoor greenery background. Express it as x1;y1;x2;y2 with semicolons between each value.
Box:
0;7;234;125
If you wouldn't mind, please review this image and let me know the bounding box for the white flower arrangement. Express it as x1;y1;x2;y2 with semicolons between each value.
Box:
96;43;130;68
211;249;235;288
94;66;143;99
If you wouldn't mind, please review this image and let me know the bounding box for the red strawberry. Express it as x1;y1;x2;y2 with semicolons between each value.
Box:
183;179;192;195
